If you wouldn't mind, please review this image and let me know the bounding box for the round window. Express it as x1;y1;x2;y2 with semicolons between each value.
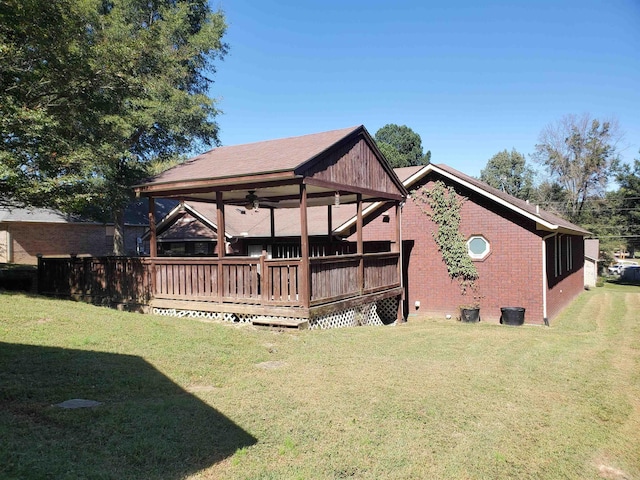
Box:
467;235;490;260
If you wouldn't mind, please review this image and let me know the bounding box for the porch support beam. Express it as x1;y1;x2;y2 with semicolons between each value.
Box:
216;191;225;299
148;197;157;258
300;184;311;309
270;207;275;239
357;193;364;294
148;197;157;295
327;205;333;246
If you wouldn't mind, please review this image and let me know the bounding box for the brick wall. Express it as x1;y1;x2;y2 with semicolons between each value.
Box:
358;175;584;325
2;222;149;265
4;222;112;265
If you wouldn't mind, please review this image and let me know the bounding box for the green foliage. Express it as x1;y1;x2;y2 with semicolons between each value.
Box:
533;114;621;223
411;181;478;296
480;148;534;200
0;0;227;252
612;157;640;254
374;124;430;168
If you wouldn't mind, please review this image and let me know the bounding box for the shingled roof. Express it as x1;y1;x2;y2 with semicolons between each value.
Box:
134;125;407;208
147;126;362;185
335;163;590;236
430;164;590;235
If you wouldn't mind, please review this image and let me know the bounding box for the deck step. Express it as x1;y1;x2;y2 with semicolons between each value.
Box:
251;316;309;329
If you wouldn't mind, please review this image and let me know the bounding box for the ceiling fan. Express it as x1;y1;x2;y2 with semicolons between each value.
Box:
244;191;259;211
243;190;279;211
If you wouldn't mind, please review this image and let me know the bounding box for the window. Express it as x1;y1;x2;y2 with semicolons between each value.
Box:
467;235;490;260
554;235;563;277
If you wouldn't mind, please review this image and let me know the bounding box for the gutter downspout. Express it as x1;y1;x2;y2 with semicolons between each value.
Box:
541;232;557;326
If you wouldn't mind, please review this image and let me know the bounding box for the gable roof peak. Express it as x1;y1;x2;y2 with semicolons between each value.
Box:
411;163;589;235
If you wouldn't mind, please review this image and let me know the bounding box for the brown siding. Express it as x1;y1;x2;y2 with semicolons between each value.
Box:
306;136;402;197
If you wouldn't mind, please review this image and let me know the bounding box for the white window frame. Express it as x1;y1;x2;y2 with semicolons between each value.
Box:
467;235;490;260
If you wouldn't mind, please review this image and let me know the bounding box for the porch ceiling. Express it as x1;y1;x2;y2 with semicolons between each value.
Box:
170;183;367;209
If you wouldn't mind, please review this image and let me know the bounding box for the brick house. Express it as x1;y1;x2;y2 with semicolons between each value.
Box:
0;201;173;265
336;163;590;325
0;205;113;265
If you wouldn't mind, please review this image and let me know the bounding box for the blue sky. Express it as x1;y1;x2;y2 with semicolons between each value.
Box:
211;0;640;177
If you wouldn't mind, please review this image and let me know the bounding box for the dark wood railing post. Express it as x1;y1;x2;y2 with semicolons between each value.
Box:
260;251;267;302
356;193;364;294
216;191;225;301
299;184;310;308
148;197;157;297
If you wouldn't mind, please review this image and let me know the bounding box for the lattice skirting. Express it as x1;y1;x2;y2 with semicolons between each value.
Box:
151;307;299;325
309;297;400;330
151;296;400;330
151;308;246;323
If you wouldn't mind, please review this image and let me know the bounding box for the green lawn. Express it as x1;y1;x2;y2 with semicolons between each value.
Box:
1;283;639;479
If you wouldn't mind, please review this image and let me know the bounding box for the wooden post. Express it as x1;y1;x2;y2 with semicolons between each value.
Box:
260;249;267;302
148;197;157;258
327;205;333;251
216;191;225;300
356;193;364;293
299;184;310;308
270;207;275;239
148;197;157;296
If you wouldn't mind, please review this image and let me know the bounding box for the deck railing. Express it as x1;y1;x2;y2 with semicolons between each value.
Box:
38;252;400;308
37;256;151;305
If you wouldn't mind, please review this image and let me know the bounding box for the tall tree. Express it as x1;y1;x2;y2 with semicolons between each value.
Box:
374;124;430;168
0;0;227;254
479;149;533;200
532;114;622;223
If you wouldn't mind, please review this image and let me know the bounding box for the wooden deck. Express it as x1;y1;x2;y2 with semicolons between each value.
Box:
38;253;402;325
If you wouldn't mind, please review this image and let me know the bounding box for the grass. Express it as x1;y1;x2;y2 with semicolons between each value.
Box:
1;283;639;479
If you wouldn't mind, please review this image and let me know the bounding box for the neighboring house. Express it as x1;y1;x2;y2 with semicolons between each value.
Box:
0;205;113;265
584;238;600;288
0;201;173;265
336;164;590;326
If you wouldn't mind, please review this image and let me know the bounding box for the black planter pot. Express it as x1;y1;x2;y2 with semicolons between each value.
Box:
460;307;480;323
500;307;525;326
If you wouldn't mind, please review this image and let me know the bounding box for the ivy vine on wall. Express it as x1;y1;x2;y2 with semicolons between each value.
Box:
411;180;479;298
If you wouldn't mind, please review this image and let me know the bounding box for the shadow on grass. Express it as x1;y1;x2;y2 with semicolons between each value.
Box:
0;342;257;480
